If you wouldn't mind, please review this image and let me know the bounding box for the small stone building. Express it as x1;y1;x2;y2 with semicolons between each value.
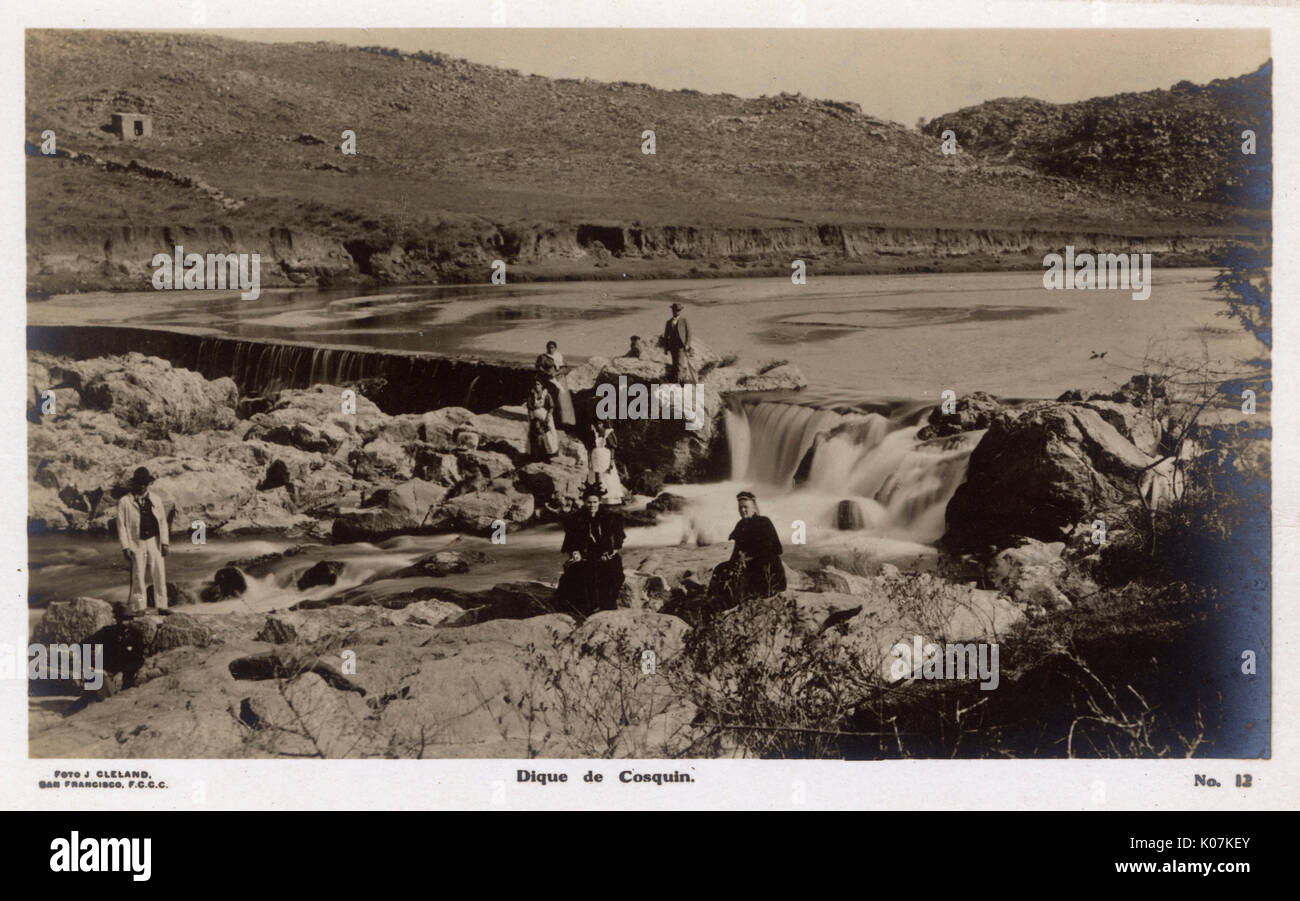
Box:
111;112;152;141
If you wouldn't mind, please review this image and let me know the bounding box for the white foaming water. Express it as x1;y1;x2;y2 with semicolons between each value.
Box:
695;400;980;547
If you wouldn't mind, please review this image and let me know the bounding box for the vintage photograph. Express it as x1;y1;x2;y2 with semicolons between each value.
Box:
23;27;1271;761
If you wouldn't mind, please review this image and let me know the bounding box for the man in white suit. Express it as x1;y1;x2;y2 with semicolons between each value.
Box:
117;467;170;611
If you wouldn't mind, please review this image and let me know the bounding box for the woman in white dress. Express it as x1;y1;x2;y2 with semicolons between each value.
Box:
588;424;627;505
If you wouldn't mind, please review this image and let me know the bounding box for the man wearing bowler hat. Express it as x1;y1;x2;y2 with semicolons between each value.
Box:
117;466;170;612
661;302;697;384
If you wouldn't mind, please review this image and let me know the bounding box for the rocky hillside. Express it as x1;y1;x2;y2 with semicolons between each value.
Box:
924;63;1271;208
25;31;1267;292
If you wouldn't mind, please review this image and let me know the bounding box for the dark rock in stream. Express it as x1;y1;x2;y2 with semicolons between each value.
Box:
297;560;346;590
202;566;249;602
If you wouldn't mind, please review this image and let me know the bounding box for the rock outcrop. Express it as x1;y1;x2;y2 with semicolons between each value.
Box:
944;402;1155;550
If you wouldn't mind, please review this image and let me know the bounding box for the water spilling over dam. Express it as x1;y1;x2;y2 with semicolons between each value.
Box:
720;400;982;543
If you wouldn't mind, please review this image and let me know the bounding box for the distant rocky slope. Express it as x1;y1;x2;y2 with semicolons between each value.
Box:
24;31;1268;293
924;63;1271;207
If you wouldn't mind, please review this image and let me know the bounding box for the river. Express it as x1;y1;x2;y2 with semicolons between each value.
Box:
29;268;1255;404
28;268;1257;614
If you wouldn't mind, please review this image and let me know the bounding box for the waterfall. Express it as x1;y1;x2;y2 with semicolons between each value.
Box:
722;400;982;542
728;401;844;484
189;334;538;413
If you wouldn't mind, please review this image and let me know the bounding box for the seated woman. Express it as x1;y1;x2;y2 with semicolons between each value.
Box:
525;378;558;461
535;340;576;427
555;482;626;618
588;423;626;505
708;491;787;608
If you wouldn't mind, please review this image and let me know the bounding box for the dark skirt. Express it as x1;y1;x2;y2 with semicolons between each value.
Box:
708;554;787;608
556;555;624;618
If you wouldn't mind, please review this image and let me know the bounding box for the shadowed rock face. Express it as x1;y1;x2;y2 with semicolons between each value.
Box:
943;402;1154;551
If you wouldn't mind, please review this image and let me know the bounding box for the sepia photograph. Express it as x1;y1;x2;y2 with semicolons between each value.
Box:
20;21;1273;767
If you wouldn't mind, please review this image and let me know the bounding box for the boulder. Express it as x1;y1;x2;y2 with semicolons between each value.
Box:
78;354;237;438
244;385;385;453
349;437;414;481
568;610;691;663
218;486;315;535
618;571;673;611
427;486;534;535
271;421;351;454
297;560;346;591
989;539;1071;609
823;574;1024;678
237;672;370;758
470;407;530;460
30;597;116;646
386;600;465;627
209;439;325;484
364;413;423;447
944;402;1155;550
808;565;878;597
454;449;515;481
146;612;215;654
332;479;449;540
390;549;491;578
1078;400;1163;457
418;407;477;449
516;461;586;512
916;391;1002;440
202;566;248;602
647;492;688;514
166;581;202;606
412;447;461;486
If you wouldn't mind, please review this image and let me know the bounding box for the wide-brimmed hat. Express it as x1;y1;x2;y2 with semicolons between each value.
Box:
129;466;155;489
580;481;606;499
670;303;684;313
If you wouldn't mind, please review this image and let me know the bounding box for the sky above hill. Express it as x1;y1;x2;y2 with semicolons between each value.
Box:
189;28;1269;125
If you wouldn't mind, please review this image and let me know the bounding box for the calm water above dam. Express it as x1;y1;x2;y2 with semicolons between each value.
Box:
31;268;1258;403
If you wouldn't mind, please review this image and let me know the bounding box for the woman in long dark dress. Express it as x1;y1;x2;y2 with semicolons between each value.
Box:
555;482;626;618
709;491;786;608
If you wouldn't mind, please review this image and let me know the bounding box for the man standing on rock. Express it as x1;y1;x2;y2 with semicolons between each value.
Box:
661;302;696;384
117;466;170;612
556;482;626;618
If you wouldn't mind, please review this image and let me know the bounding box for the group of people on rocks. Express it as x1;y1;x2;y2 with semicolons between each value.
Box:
553;485;786;621
524;300;784;619
115;301;786;622
525;301;696;462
